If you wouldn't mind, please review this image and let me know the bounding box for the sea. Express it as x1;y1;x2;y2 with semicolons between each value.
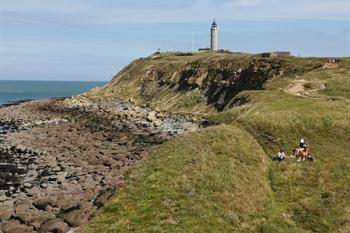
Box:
0;80;106;106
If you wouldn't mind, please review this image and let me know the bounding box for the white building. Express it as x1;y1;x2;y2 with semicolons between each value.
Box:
211;20;218;51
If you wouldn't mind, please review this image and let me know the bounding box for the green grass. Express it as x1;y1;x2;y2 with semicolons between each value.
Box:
320;78;350;99
83;125;272;233
82;56;350;233
209;91;350;232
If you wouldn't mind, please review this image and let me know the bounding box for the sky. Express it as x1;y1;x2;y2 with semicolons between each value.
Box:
0;0;349;81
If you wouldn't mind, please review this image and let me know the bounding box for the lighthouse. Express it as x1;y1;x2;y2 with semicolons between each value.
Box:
210;19;218;51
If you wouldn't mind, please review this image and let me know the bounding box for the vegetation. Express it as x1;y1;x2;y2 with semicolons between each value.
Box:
84;125;272;233
82;54;350;232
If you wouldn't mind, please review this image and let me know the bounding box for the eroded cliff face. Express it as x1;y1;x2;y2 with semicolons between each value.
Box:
175;59;282;110
87;53;285;112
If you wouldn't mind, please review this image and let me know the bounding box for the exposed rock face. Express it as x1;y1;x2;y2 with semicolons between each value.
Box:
87;53;284;111
176;59;282;110
0;98;199;232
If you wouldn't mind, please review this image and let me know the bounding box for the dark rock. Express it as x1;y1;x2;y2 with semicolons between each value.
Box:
38;218;69;233
94;189;115;208
59;202;96;227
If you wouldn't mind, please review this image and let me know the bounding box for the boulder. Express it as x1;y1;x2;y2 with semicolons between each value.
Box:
56;194;79;211
146;111;157;122
0;201;13;221
16;144;27;153
94;189;115;208
14;199;33;216
13;199;52;228
25;187;42;198
60;202;96;227
0;220;33;233
33;196;57;210
153;120;162;127
29;213;54;230
38;218;69;233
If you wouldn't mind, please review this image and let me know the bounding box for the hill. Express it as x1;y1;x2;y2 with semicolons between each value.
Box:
82;52;350;232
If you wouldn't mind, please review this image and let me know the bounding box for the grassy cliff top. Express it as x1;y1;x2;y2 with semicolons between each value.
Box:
83;53;350;233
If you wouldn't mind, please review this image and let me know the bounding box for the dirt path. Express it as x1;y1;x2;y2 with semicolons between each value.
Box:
284;79;327;99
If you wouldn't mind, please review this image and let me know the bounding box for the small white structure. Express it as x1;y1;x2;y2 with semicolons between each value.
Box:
210;19;218;51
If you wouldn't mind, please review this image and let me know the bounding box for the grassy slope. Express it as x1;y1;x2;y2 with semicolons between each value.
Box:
84;125;272;233
211;91;350;232
82;56;350;233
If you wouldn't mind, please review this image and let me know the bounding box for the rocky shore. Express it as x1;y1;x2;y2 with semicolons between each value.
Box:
0;97;199;233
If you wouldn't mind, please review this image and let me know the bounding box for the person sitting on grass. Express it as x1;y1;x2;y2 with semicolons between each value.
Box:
304;144;315;161
294;138;306;158
297;143;315;161
275;148;286;161
298;143;308;161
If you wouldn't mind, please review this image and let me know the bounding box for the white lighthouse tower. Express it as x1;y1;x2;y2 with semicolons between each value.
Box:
210;19;218;51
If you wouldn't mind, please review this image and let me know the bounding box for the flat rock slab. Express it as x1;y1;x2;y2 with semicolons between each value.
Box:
0;98;199;232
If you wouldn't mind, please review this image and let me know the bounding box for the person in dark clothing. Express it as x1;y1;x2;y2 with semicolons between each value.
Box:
299;138;305;149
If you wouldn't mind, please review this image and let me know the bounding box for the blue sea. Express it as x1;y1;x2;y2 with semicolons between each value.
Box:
0;80;106;105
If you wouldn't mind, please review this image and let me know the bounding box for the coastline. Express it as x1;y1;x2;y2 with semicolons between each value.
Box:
0;97;68;108
0;99;34;108
0;96;199;233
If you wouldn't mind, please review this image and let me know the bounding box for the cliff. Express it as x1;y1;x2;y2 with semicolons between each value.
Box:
87;52;327;112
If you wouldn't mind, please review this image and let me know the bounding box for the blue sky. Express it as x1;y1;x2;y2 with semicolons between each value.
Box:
0;0;349;81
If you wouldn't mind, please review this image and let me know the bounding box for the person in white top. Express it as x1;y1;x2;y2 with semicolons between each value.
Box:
276;148;286;161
